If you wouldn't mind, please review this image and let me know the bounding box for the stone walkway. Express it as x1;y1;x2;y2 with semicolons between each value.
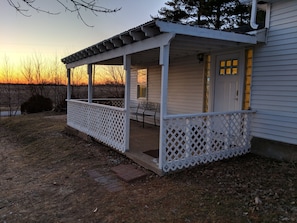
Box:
87;164;147;192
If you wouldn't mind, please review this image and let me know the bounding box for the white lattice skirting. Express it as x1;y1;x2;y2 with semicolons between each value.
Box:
67;100;126;152
67;99;254;173
160;111;254;172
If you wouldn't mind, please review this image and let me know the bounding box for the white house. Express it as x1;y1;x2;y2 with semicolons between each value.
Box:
61;0;297;174
248;0;297;161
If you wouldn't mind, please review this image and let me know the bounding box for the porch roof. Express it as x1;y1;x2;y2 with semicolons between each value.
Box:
61;19;259;69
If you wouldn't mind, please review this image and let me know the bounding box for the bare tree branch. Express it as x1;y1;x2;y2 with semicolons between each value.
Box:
7;0;31;17
7;0;60;16
6;0;121;27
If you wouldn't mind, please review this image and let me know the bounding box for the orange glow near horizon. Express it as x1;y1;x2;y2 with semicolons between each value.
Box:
0;52;66;84
0;54;125;85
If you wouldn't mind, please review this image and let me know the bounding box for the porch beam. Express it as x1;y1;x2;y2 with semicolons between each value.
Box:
103;41;114;50
156;20;257;44
124;54;131;151
119;35;133;44
91;46;100;54
159;43;171;170
111;38;123;47
87;64;93;103
97;44;107;52
65;33;176;69
129;30;145;41
141;26;160;37
86;49;93;56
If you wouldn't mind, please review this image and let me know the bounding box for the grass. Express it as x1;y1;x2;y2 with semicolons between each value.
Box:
0;112;296;223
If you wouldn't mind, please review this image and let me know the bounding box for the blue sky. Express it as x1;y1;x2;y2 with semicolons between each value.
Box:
0;0;167;67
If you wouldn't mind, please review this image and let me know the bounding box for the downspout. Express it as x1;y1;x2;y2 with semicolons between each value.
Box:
250;0;259;29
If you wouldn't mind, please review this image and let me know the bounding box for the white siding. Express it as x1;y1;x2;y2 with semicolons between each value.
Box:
251;0;297;145
130;55;205;117
147;66;162;103
130;66;163;125
167;55;204;114
130;66;161;106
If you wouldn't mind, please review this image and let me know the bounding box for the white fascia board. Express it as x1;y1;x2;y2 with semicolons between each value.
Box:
247;29;267;43
66;32;175;69
156;20;257;45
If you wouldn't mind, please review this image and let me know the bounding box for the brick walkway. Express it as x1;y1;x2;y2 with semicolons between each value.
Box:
87;169;124;192
87;165;147;192
111;164;147;182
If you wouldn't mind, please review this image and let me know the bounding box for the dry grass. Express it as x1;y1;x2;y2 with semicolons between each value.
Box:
0;112;296;222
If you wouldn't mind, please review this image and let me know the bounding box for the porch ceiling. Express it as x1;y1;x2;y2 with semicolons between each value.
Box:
62;19;258;68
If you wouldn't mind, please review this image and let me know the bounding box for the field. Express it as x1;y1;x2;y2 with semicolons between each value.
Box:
0;84;124;114
0;112;296;222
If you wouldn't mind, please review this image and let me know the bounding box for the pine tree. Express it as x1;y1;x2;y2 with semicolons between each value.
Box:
157;0;189;23
156;0;251;30
185;0;209;26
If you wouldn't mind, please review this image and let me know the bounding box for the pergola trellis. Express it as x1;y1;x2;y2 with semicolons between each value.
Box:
61;19;259;173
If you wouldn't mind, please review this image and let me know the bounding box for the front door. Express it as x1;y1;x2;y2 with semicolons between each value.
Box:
213;53;241;112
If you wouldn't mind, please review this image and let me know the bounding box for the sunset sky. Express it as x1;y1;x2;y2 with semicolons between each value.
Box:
0;0;167;82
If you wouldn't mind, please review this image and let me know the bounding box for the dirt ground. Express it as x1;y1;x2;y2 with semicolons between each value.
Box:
0;112;296;223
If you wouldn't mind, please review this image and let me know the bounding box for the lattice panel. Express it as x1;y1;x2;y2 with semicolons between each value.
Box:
110;99;124;108
161;111;253;172
94;99;124;108
67;100;126;152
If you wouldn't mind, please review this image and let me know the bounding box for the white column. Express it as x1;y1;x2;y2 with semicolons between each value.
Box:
124;54;131;151
87;64;93;103
158;44;170;170
67;68;71;100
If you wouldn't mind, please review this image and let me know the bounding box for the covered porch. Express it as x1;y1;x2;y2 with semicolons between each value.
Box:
66;98;254;174
62;20;260;174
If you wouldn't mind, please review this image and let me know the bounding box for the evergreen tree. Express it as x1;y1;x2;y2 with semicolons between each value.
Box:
206;0;251;29
185;0;209;26
156;0;251;30
157;0;189;23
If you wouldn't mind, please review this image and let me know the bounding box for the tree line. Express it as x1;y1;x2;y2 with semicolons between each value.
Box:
0;54;125;116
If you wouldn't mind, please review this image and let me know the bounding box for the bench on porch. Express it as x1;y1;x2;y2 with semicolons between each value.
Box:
132;101;160;127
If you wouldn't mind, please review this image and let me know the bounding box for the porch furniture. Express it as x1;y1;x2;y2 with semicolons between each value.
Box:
133;101;160;127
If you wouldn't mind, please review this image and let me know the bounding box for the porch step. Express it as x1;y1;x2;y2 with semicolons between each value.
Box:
125;151;164;176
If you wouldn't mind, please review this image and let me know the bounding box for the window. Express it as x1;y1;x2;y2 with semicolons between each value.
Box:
137;69;147;99
219;59;238;75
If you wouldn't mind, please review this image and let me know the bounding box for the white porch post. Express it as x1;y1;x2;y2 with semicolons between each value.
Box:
67;68;71;100
87;64;93;103
159;44;170;170
124;55;131;151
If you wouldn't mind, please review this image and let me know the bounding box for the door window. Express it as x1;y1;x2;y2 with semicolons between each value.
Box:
219;59;238;76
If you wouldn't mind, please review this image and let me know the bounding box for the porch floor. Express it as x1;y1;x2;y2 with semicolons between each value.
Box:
126;120;162;175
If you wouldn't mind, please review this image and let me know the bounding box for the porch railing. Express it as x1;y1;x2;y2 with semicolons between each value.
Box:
160;110;255;172
67;99;127;152
78;98;125;108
